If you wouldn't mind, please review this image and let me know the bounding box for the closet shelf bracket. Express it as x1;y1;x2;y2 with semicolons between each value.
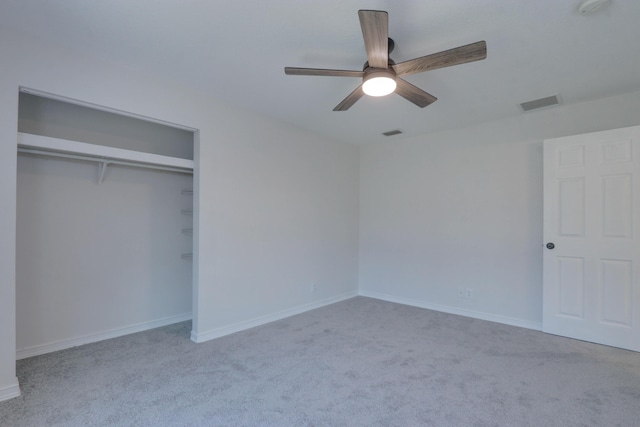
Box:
98;161;109;185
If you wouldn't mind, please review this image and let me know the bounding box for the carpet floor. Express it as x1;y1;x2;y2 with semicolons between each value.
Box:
1;296;639;426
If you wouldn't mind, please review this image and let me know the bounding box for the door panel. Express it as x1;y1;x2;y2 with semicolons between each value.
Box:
557;256;585;319
558;178;585;237
600;259;632;326
543;125;640;352
602;174;632;238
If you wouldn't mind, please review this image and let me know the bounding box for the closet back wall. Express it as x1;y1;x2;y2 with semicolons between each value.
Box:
18;93;194;159
16;95;194;357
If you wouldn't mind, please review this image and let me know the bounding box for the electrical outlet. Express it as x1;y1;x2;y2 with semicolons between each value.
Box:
311;283;316;293
458;288;474;299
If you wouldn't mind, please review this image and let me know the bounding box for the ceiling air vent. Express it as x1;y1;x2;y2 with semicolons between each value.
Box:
382;129;403;137
519;95;561;112
578;0;611;15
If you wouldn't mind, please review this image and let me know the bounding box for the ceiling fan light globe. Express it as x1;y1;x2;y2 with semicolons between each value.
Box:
362;69;397;97
363;76;396;96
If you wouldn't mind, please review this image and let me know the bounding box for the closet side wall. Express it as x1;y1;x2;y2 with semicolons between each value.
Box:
0;77;19;400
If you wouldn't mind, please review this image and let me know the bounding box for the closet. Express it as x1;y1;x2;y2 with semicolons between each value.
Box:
15;90;195;358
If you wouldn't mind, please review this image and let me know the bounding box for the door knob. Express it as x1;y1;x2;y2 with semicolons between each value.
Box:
546;242;555;250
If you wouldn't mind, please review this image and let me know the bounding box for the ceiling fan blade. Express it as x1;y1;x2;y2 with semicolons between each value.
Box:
285;67;364;77
395;78;438;108
358;10;388;68
333;85;365;111
393;41;487;76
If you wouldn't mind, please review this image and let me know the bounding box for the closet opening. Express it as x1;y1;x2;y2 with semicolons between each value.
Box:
15;89;196;358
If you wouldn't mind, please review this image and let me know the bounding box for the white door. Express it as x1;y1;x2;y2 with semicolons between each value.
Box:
543;125;640;352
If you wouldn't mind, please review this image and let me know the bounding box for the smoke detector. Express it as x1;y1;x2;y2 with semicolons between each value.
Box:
578;0;611;15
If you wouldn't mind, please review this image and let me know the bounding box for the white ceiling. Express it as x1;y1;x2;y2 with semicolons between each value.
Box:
2;0;640;145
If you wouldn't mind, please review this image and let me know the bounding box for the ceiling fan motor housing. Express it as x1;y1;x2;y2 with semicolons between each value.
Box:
363;67;396;81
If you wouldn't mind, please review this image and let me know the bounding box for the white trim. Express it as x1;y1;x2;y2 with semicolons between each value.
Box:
0;378;21;402
18;133;194;171
359;290;543;331
16;312;192;360
191;291;358;343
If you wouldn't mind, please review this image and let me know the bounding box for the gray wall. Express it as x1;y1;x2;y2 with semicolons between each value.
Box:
359;89;640;329
1;25;360;399
5;13;638;403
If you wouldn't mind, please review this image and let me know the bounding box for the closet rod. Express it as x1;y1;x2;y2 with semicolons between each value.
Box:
17;147;193;175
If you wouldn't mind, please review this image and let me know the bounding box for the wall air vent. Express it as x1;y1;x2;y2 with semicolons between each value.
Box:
382;129;402;137
519;95;561;112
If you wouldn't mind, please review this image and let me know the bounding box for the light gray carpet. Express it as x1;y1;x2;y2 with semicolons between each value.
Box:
1;297;639;426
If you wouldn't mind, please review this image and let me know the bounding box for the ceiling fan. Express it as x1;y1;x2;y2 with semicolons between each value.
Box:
284;10;487;111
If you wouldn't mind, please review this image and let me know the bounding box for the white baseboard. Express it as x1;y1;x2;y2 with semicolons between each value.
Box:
16;312;192;360
0;378;21;402
359;290;542;331
191;291;359;343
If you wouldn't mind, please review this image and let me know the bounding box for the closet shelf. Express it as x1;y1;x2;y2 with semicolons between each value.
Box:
17;132;194;184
